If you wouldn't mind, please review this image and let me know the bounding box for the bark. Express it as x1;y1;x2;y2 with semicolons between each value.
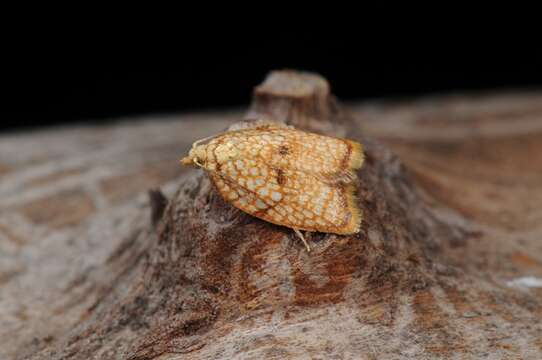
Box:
1;71;542;359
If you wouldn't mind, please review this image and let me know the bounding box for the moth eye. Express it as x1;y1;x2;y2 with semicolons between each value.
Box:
194;156;206;167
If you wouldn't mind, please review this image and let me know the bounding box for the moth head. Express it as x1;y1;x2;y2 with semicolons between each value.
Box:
180;143;208;168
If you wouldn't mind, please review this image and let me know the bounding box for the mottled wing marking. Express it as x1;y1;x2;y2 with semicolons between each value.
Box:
219;126;364;185
208;156;360;234
209;172;265;215
201;123;363;235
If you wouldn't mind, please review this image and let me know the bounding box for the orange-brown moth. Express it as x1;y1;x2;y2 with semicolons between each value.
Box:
181;120;364;251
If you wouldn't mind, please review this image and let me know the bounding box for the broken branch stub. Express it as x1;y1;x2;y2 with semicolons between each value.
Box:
248;70;348;134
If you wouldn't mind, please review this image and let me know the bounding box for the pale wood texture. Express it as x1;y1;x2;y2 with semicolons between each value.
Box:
1;71;542;359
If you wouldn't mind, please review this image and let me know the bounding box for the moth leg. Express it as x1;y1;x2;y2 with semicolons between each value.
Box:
293;228;311;252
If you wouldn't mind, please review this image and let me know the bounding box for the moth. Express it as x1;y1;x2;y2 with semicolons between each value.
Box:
180;120;364;251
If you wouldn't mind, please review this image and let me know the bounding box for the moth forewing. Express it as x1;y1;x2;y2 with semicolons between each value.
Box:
181;122;364;250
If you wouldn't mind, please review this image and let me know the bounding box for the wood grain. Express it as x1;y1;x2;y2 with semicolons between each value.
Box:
1;72;541;359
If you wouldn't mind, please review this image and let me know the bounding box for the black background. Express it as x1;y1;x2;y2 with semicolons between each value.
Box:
3;48;541;132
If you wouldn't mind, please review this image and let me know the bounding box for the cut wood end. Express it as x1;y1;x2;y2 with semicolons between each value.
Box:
250;70;339;131
254;70;330;98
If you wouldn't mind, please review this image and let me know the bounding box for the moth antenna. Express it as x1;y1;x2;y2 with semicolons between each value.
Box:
193;134;219;148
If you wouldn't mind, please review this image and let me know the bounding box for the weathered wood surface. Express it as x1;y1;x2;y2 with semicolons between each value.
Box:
1;71;542;359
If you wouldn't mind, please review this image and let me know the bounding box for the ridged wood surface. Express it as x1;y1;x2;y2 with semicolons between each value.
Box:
1;72;541;359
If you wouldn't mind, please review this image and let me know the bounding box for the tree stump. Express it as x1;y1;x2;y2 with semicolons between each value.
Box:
1;71;542;359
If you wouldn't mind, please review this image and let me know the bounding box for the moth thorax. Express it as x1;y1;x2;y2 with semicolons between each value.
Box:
215;143;239;163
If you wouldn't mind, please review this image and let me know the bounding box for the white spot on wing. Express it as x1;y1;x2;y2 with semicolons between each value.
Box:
255;199;267;209
271;191;282;201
